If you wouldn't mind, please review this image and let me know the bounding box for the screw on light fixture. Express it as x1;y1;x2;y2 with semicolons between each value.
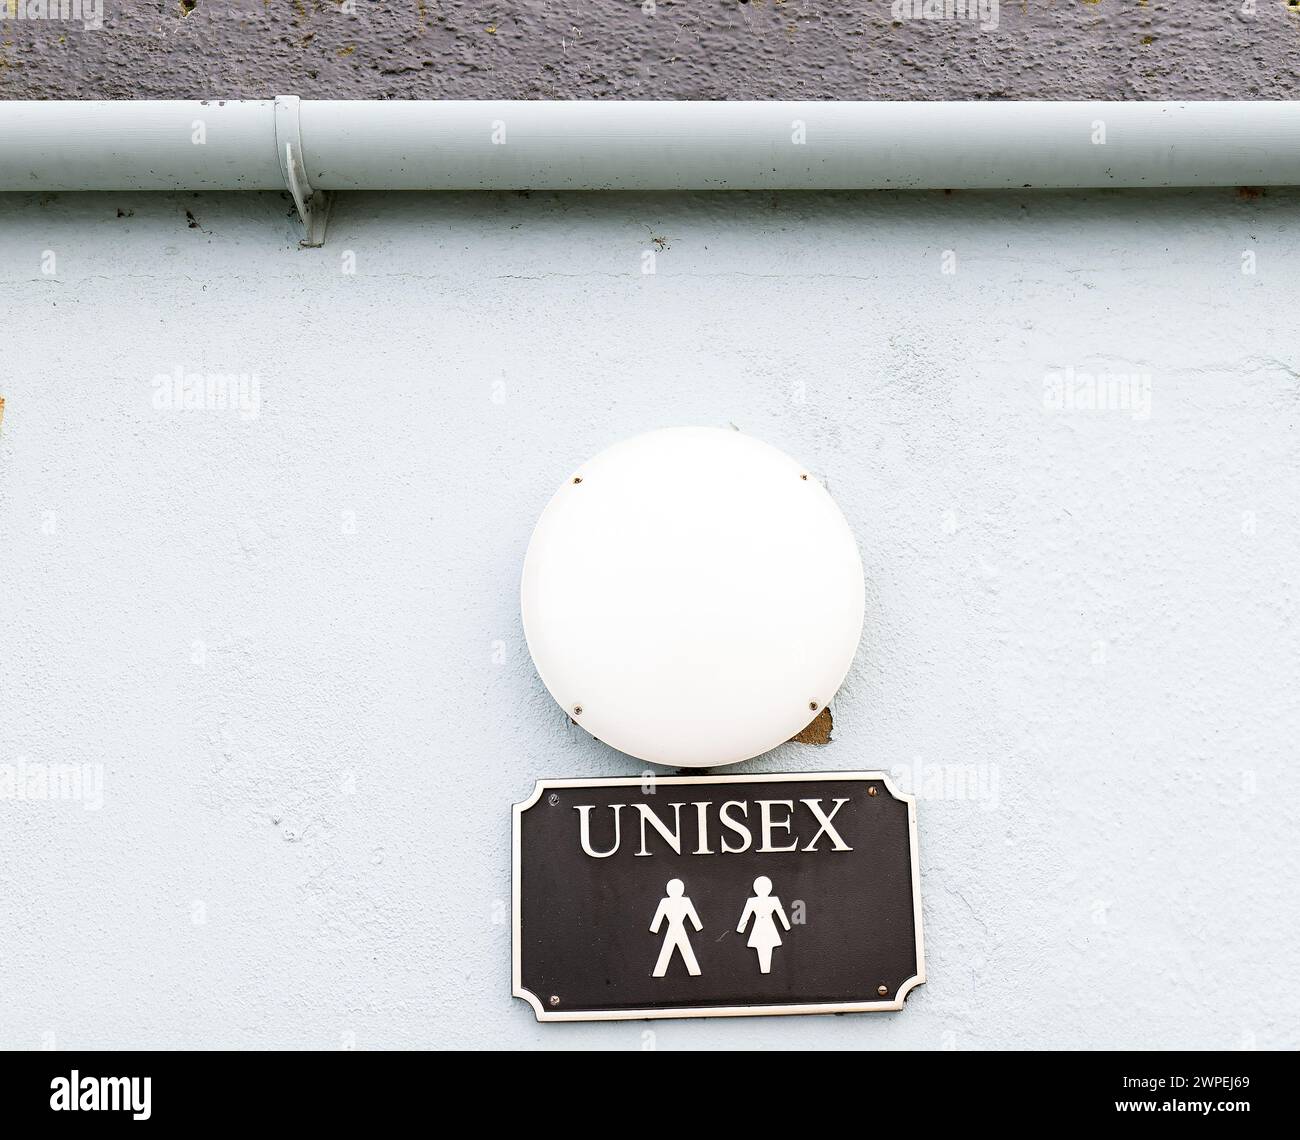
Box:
549;995;560;1007
877;985;889;997
868;785;878;797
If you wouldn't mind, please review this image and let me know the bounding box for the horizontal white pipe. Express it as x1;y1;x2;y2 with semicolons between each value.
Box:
2;100;1299;192
0;100;282;191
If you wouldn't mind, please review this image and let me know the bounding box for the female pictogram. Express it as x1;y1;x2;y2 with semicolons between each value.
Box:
649;878;703;977
736;876;792;974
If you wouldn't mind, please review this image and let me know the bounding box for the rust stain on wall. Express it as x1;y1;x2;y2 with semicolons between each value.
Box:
789;706;832;746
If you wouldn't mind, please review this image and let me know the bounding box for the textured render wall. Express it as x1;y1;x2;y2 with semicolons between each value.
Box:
1;1;1298;101
1;187;1298;1049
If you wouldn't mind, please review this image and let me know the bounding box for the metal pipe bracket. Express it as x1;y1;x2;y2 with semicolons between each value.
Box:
274;95;332;247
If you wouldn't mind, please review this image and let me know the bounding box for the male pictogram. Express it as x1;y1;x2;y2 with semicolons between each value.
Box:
649;878;703;977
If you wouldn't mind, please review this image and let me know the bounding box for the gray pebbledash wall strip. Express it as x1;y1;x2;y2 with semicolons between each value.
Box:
0;1;1296;102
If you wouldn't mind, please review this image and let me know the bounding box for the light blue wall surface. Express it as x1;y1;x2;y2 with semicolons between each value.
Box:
1;188;1296;1048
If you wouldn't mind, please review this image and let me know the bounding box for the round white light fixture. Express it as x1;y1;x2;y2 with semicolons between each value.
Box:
521;427;865;768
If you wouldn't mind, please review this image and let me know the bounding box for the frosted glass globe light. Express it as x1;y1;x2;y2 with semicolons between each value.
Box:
520;427;865;768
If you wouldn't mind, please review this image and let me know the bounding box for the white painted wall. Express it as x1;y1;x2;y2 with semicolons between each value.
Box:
1;188;1296;1050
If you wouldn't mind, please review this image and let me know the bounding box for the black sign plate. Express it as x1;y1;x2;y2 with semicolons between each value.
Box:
512;772;924;1021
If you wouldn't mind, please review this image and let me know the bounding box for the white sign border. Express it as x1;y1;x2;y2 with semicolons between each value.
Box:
512;771;926;1022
